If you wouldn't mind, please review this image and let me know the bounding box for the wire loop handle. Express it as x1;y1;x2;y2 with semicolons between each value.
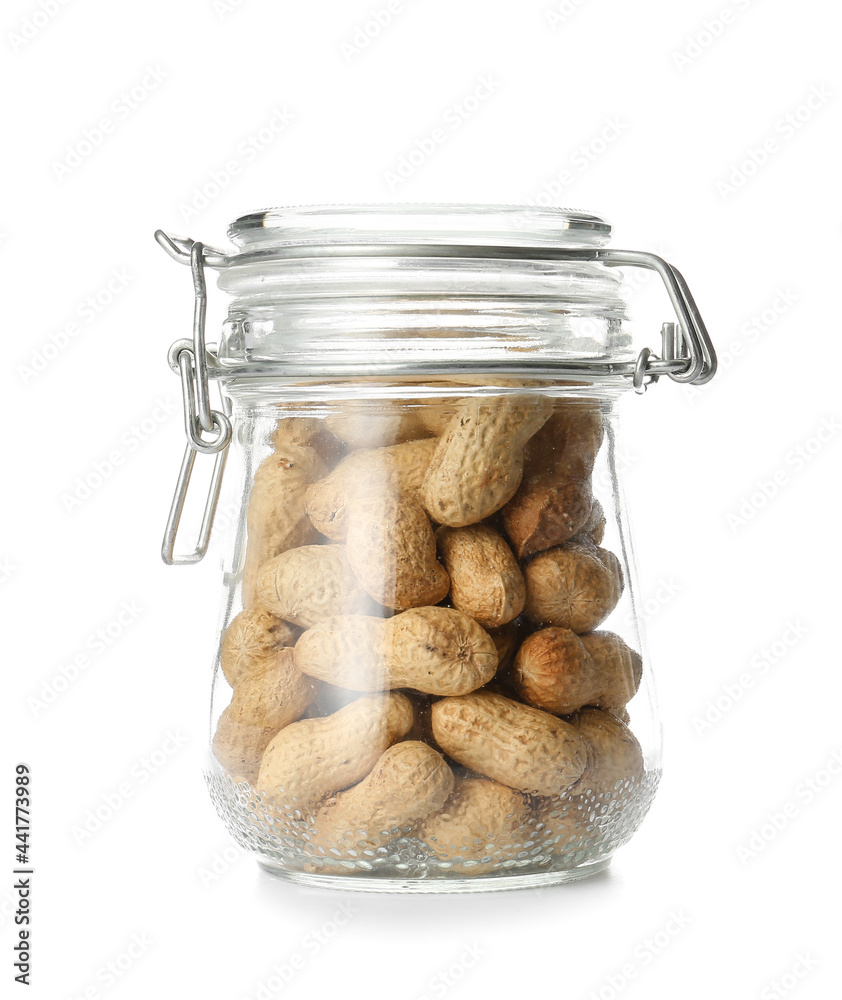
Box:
161;432;229;565
158;232;231;564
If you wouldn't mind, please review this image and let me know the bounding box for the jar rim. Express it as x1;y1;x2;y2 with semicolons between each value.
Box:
226;203;612;250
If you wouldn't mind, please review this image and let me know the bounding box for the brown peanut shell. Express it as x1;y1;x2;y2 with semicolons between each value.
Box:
502;477;594;559
436;524;525;627
305;438;437;541
431;690;588;796
212;706;278;785
241;445;327;606
420;777;532;869
257;692;414;807
568;707;645;800
522;403;604;483
312;742;454;850
294;607;498;696
347;494;449;610
255;544;378;627
227;648;319;731
524;539;623;633
421;396;552;527
219;608;300;688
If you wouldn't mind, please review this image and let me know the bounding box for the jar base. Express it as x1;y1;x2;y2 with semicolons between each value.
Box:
256;856;612;893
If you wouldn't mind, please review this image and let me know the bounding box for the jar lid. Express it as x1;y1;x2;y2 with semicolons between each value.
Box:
226;204;612;252
154;204;714;396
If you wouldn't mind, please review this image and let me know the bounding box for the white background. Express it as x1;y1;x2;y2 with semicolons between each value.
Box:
2;0;840;998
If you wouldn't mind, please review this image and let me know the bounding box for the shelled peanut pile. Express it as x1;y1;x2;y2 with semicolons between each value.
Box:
213;393;646;870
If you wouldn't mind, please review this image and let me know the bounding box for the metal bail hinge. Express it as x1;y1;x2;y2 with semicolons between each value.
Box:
596;249;717;390
632;323;682;394
156;232;232;565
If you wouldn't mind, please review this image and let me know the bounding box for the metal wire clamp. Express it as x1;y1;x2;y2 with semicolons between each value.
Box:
157;234;232;565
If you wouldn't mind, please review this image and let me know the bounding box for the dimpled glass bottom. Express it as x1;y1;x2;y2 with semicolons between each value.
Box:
205;764;660;893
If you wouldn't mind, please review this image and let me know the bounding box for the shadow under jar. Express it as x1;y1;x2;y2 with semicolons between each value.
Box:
156;205;716;893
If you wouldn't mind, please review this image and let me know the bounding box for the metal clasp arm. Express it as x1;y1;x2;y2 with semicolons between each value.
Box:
597;249;717;386
156;231;232;565
161;433;229;566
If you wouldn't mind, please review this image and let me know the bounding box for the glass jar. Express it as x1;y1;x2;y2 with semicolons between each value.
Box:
156;205;716;892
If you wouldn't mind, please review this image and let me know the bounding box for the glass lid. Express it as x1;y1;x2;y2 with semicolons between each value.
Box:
227;204;612;250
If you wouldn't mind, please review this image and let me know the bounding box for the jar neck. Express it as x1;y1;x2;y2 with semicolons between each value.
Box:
214;253;631;379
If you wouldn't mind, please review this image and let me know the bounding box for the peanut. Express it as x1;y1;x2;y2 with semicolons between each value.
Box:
523;538;623;633
569;707;644;800
579;497;606;546
227;648;319;731
219;608;300;688
512;627;590;715
420;777;532;869
431;691;588;796
305;438;437;541
241;444;327;606
271;416;324;451
257;692;414;806
522;403;604;483
501;477;594;560
294;607;498;696
347;494;449;610
325;408;428;448
532;795;597;855
255;545;379;627
421;396;552;527
579;632;642;704
513;627;639;715
312;742;454;851
436;524;525;627
212;706;278;785
272;415;347;468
